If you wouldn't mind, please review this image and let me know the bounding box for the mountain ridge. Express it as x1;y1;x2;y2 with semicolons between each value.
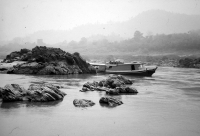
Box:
2;9;199;44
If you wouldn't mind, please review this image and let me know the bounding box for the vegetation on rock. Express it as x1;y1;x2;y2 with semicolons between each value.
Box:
3;46;96;75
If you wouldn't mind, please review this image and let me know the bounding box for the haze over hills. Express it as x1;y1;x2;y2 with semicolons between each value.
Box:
0;10;200;59
2;10;199;44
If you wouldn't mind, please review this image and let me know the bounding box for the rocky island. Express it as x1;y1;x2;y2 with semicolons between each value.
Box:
1;46;96;75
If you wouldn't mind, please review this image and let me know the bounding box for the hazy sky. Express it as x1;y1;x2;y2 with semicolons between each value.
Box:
0;0;200;41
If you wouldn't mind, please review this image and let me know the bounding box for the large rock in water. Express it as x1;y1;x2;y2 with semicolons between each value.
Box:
26;84;66;102
0;84;27;102
99;75;133;88
99;97;123;107
5;46;96;75
0;83;66;102
73;99;95;107
80;75;137;95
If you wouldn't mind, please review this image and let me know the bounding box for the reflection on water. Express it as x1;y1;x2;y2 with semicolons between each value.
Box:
26;100;62;108
0;67;200;136
1;101;27;109
1;100;62;109
99;103;117;108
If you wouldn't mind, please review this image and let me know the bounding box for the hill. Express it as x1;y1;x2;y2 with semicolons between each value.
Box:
2;10;199;44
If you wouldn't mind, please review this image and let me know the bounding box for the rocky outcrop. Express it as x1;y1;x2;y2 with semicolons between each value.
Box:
80;75;138;95
0;84;27;102
73;99;95;107
0;83;66;102
26;84;66;102
3;48;31;63
99;97;123;107
4;46;96;75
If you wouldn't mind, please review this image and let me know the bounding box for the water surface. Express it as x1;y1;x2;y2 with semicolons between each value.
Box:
0;67;200;136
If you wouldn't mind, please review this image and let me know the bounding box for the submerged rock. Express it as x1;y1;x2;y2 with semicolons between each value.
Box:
73;99;95;107
5;46;96;75
1;84;27;102
26;84;66;102
99;97;123;107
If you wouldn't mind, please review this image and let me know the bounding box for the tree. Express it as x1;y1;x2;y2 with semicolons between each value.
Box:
134;31;143;41
79;37;87;45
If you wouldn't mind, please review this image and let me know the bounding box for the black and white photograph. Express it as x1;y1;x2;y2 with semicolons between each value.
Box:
0;0;200;136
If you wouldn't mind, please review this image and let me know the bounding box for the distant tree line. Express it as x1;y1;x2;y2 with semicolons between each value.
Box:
1;30;200;59
59;29;200;56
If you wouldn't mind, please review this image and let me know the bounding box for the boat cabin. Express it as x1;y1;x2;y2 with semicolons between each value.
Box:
106;62;145;71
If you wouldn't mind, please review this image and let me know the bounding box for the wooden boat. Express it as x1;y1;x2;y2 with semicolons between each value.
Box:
90;61;157;76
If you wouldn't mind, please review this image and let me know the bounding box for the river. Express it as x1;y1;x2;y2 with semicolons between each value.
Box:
0;67;200;136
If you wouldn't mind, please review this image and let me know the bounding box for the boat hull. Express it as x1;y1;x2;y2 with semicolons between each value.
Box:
105;67;157;76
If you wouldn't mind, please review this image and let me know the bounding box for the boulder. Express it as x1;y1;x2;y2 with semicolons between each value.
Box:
96;87;109;92
80;87;91;92
116;75;133;84
73;99;95;107
124;87;138;93
99;97;123;107
116;86;138;94
1;84;27;102
26;84;66;102
103;75;133;88
106;88;120;95
80;81;99;92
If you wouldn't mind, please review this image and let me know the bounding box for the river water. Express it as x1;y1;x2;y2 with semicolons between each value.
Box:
0;67;200;136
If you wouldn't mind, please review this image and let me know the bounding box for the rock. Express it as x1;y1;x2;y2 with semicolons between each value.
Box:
83;82;92;89
3;49;31;62
0;87;3;98
26;84;66;102
98;80;105;87
106;88;120;95
125;87;138;93
106;87;138;95
1;84;27;102
73;99;95;107
116;86;138;94
116;75;133;84
4;46;96;75
7;62;45;74
80;75;138;94
80;87;91;92
96;87;109;92
103;75;133;88
80;81;99;92
111;79;124;88
99;97;123;107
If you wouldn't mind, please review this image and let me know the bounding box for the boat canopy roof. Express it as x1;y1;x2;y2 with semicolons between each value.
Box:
90;61;145;66
89;63;106;66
